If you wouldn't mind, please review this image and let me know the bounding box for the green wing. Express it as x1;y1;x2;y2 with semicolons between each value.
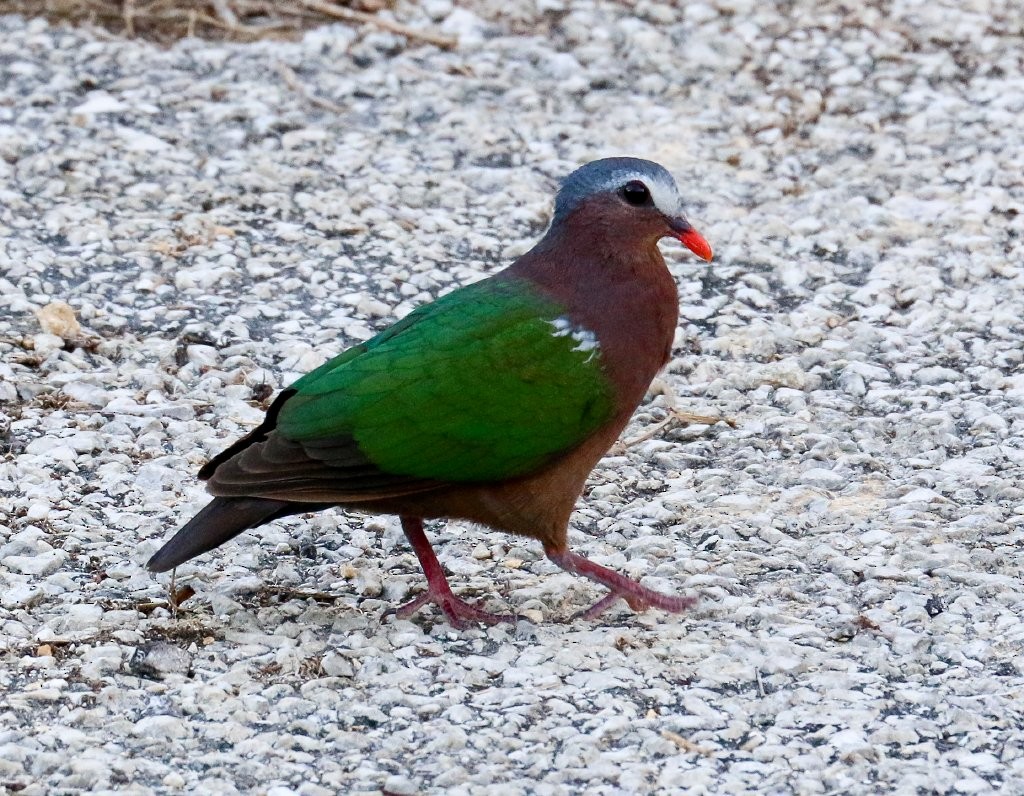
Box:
274;276;616;483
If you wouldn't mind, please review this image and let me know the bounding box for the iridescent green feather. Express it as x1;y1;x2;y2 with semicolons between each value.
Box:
276;277;616;482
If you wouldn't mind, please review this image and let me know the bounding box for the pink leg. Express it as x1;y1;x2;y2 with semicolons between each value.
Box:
395;516;518;628
546;547;696;619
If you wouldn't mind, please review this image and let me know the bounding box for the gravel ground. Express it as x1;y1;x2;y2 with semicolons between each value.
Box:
2;1;1024;793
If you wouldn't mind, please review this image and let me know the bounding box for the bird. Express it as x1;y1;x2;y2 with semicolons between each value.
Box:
147;157;713;628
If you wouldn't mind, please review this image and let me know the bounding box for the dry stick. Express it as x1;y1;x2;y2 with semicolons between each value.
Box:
192;11;278;37
90;0;289;41
174;10;293;40
660;730;714;757
208;0;294;37
122;0;135;36
169;567;178;619
616;409;735;451
301;0;457;49
276;61;347;114
210;0;239;27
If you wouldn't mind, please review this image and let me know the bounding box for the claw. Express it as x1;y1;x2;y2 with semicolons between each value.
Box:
395;588;518;628
547;546;697;619
397;516;518;628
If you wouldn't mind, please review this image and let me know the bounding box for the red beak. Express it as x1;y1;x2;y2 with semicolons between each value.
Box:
667;217;713;262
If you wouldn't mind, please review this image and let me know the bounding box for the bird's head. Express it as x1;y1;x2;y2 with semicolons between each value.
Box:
551;157;713;262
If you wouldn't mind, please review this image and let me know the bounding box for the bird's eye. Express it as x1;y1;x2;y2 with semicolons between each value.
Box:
621;180;652;206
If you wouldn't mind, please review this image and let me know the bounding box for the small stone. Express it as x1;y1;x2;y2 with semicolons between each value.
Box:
382;775;419;795
420;0;452;21
129;641;192;679
5;550;67;576
31;333;65;356
337;563;358;579
915;366;961;385
72;91;129;115
133;715;188;739
2;583;44;608
187;344;219;367
799;469;847;490
899;487;945;504
320;652;354;678
66;432;103;453
26;502;50;520
35;300;81;338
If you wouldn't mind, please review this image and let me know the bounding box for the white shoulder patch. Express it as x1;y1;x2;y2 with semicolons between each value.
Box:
549;316;601;362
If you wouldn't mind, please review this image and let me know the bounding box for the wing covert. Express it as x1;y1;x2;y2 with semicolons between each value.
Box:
275;276;616;484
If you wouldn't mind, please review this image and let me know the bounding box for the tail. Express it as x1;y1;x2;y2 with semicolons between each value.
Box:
147;496;293;572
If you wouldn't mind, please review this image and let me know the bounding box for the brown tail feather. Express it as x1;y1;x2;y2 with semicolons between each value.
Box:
147;497;305;572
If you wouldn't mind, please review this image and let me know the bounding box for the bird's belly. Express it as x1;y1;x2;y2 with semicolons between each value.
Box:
345;411;632;548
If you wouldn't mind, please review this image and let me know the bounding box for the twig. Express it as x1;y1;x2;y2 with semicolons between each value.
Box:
661;730;714;756
244;585;343;604
616;408;735;451
210;0;238;27
186;10;282;39
301;0;457;49
122;0;135;36
276;61;347;114
169;567;178;618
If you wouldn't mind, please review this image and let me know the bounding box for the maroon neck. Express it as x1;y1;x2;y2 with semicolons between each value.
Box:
507;205;680;414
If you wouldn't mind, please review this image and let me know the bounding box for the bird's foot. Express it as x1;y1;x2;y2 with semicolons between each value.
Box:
397;515;520;628
546;547;696;619
395;587;518;629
